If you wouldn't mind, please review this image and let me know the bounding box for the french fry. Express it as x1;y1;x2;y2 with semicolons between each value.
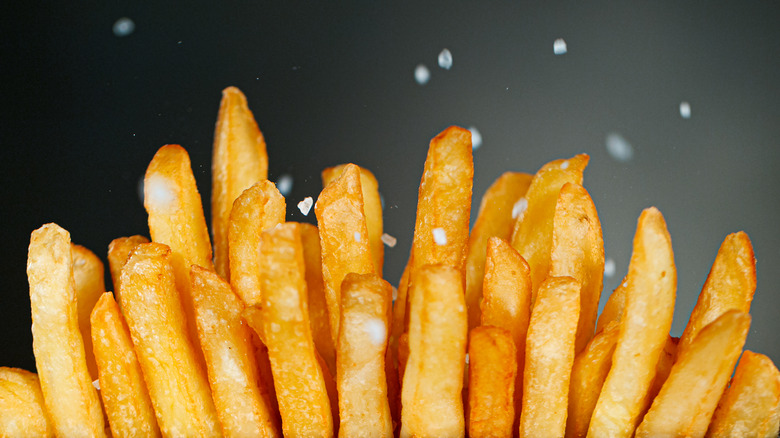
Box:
118;242;220;436
315;163;375;347
465;171;533;332
401;264;467;438
90;292;160;437
0;367;53;437
390;252;412;353
212;86;269;280
549;182;604;354
638;334;679;424
27;223;106;437
467;326;517;438
72;243;106;381
322;164;384;276
706;350;780;438
190;265;280;437
519;276;580;438
228;179;286;307
595;277;627;333
588;207;677;438
635;310;751;437
336;273;393;438
107;235;149;300
510;154;589;305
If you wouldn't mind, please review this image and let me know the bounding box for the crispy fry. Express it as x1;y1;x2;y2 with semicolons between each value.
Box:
638;334;679;423
706;350;780;438
27;223;106;437
396;331;410;392
595;277;627;333
228;179;286;307
107;235;149;300
550;182;604;354
118;243;220;436
510;154;589;305
588;207;677;438
337;273;393;438
322;164;384;276
190;265;280;437
90;292;160;437
212;86;269;280
465;171;533;332
390;252;412;351
635;310;751;437
0;367;53;437
315;163;375;347
72;243;106;381
467;326;517;438
519;276;580;438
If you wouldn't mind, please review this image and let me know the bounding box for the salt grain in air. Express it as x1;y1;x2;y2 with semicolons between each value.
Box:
606;132;634;162
381;233;397;248
553;38;568;55
438;49;453;70
679;101;691;119
512;197;528;219
604;257;616;278
354;231;362;242
469;126;482;150
414;64;431;85
276;174;293;197
144;174;176;209
297;196;313;215
112;17;135;37
365;318;386;346
433;228;447;245
92;379;101;391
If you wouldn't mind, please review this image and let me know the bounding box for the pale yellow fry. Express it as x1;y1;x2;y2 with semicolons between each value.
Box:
322;164;384;276
191;265;280;438
118;243;220;437
706;350;780;438
212;86;269;280
27;223;106;437
337;273;393;438
635;310;751;438
595;278;627;333
678;231;756;359
107;235;149;301
72;243;106;381
510;154;589;305
228;179;286;307
401;264;467;438
91;292;160;438
550;182;604;354
465;171;533;332
519;276;580;438
467;326;517;438
588;207;677;438
637;334;679;425
0;367;53;437
315;163;375;347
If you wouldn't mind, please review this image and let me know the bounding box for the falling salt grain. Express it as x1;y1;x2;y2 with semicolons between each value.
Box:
679;101;691;119
392;287;398;302
438;49;453;70
465;353;470;364
469;126;482;150
561;160;569;170
365;318;386;346
414;64;431;85
297;196;313;216
512;197;528;220
432;228;447;245
144;174;176;208
553;38;568;55
276;174;293;197
354;231;362;242
112;17;135;37
606;132;634;162
92;379;101;391
381;233;397;248
604;257;616;278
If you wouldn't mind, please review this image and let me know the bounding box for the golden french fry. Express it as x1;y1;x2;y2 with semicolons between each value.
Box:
678;231;756;359
595;277;627;333
467;326;517;438
322;164;384;276
72;243;106;381
118;243;220;436
107;235;149;300
588;207;677;438
706;350;780;438
635;310;751;437
401;264;467;438
390;252;412;353
0;367;53;437
315;163;375;347
510;154;589;305
212;86;269;280
27;223;106;437
337;273;393;438
190;265;280;437
90;292;160;437
549;182;604;354
519;276;580;438
465;171;533;332
228;179;286;307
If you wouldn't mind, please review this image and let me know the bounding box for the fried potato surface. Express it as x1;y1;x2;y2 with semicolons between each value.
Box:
0;367;53;437
467;326;517;438
72;243;106;381
595;278;627;333
107;235;149;301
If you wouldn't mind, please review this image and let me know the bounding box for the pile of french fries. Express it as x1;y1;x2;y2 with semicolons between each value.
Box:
2;86;778;438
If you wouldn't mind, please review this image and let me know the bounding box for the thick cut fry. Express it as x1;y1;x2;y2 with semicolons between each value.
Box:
0;367;53;437
635;310;751;438
107;235;149;300
337;273;393;438
245;222;333;437
390;252;412;351
90;292;160;438
72;243;106;381
550;182;604;354
466;171;533;332
228;179;286;307
678;231;756;359
118;243;220;437
397;332;410;392
595;278;627;333
315;163;375;347
27;223;106;437
588;207;676;438
467;326;517;438
510;154;589;305
322;164;384;276
212;86;269;280
706;350;780;438
401;265;467;438
190;265;280;437
519;276;580;438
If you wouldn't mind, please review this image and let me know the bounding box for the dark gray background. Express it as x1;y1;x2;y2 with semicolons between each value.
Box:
2;1;778;372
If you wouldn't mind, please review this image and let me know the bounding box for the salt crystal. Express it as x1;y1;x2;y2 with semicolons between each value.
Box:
112;17;135;37
392;287;398;301
365;318;386;346
297;196;313;215
679;101;691;119
276;174;293;197
604;257;616;278
561;160;570;170
606;132;634;162
144;174;176;209
553;38;568;55
465;353;470;364
93;379;101;391
414;64;430;85
469;126;482;150
354;231;362;242
433;228;447;245
438;49;453;70
512;197;528;219
381;233;397;248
